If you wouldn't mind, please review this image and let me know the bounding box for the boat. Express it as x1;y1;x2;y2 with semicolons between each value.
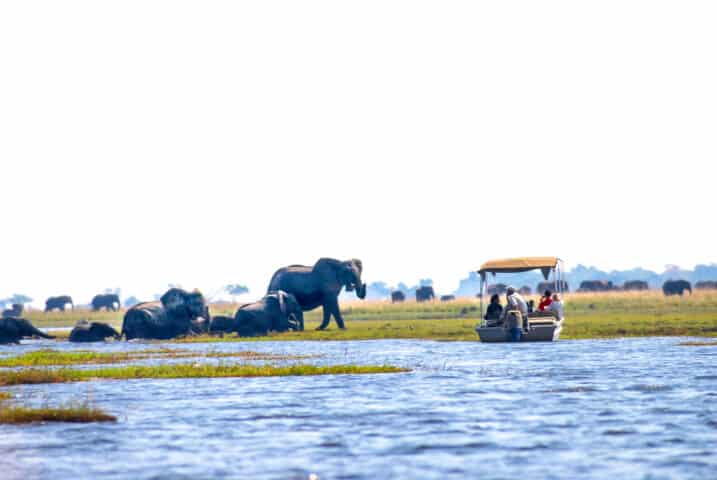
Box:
475;257;565;343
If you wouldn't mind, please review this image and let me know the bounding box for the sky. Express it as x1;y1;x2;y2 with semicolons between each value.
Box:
1;1;715;305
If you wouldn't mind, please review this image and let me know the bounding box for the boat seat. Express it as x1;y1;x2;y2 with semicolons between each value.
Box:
528;311;558;325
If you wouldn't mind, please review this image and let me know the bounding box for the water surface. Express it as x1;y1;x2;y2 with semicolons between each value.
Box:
1;337;715;479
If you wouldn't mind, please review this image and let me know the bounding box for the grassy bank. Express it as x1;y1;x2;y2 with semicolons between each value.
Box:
0;363;408;386
21;290;717;341
0;348;318;367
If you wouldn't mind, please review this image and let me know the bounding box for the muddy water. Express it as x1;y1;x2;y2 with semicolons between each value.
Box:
1;337;715;479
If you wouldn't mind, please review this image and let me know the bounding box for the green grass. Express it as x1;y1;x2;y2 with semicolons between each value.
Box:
0;363;408;386
0;348;318;367
0;391;12;401
0;402;116;424
22;290;717;341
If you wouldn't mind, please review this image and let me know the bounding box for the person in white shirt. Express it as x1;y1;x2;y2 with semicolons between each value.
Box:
548;293;564;320
502;286;528;341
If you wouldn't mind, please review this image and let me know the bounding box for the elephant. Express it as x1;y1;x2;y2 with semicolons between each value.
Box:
233;291;304;337
537;281;569;294
208;315;236;334
519;286;532;295
440;295;455;302
1;303;23;318
623;280;649;291
267;258;366;330
91;293;121;312
662;280;692;296
578;280;618;292
69;320;120;342
415;286;435;302
45;295;74;312
391;291;406;303
695;281;717;290
121;288;210;340
486;283;508;296
0;318;55;344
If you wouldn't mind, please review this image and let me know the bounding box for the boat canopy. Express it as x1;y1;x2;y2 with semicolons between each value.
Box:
477;257;561;280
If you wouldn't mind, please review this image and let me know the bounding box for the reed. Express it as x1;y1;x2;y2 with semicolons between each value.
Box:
0;403;116;424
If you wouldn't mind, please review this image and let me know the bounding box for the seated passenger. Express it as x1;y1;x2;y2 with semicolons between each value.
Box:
484;294;503;323
548;293;564;320
538;289;553;311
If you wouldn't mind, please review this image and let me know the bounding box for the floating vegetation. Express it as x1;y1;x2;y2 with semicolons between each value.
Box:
0;391;12;401
0;363;408;386
0;348;319;367
0;403;116;424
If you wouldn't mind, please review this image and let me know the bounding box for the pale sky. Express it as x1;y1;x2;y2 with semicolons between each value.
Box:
1;1;715;305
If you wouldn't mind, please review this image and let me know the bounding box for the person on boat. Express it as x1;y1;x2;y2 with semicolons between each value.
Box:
538;290;553;311
484;294;503;323
502;286;528;341
548;293;564;320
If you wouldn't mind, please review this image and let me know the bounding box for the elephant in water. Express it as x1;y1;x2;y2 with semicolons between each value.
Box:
208;315;235;335
121;288;210;340
91;294;121;312
662;280;692;296
45;295;74;312
232;291;304;337
267;258;366;330
0;318;55;344
2;303;24;318
391;291;406;303
69;320;121;342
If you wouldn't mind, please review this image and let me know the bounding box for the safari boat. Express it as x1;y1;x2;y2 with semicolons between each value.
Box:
475;257;565;343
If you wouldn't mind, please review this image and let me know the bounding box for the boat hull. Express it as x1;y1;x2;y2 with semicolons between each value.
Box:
476;322;562;343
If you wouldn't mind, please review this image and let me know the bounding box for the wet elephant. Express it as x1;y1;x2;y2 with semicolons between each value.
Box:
208;315;236;335
662;280;692;296
234;291;304;337
69;321;120;342
121;288;210;340
0;318;55;344
267;258;366;330
45;295;74;312
91;294;121;312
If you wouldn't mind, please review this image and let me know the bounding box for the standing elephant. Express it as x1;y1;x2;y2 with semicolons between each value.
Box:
267;258;366;330
537;281;569;293
0;318;55;344
695;281;717;290
391;291;406;303
69;321;120;342
233;291;304;337
440;295;455;302
578;280;618;292
415;286;435;302
45;295;74;312
121;288;210;340
2;303;24;318
91;294;121;312
662;280;692;296
623;280;649;291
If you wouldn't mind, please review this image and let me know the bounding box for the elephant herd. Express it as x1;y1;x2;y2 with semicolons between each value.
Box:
0;258;367;344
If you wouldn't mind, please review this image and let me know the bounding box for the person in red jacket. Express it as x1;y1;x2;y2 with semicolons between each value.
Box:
538;290;553;311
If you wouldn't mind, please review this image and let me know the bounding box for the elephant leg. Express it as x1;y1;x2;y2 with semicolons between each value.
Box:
327;297;346;329
316;305;332;330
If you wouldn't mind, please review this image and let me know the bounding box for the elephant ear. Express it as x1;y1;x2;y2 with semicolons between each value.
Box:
160;288;188;314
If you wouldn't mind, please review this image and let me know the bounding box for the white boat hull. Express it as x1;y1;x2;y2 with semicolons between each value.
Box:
476;322;562;343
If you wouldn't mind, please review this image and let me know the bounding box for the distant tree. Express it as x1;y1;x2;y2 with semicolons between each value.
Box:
124;296;140;308
7;294;33;305
103;287;121;295
225;284;249;302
